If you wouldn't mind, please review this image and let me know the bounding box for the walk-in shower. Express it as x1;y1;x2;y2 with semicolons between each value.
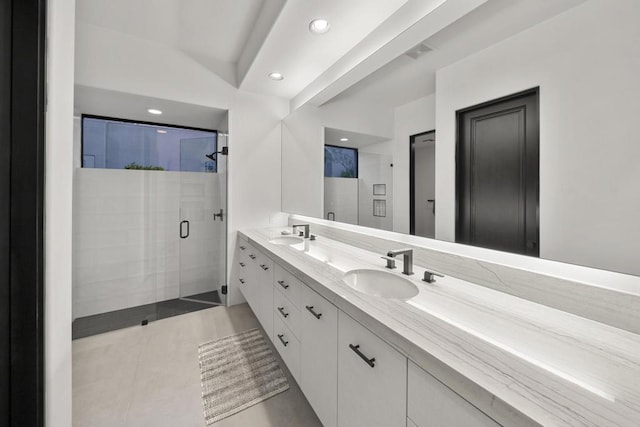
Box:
72;116;229;339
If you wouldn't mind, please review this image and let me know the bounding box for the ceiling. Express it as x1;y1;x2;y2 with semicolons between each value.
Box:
75;0;587;113
325;128;390;150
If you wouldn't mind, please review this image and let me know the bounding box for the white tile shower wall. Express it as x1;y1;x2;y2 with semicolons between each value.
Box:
73;168;222;318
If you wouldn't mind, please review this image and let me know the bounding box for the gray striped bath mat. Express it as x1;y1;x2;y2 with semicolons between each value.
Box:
198;328;290;424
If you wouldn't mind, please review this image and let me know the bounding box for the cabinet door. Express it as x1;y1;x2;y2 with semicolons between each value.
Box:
273;313;301;383
237;244;251;302
408;361;500;427
337;311;406;427
254;252;274;339
300;284;338;427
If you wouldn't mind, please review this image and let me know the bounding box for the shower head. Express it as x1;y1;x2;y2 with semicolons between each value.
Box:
205;153;216;161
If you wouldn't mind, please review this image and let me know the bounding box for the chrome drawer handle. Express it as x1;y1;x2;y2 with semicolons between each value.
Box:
260;264;269;271
249;254;256;260
349;344;375;368
277;334;289;347
277;307;289;318
277;280;289;290
305;305;322;319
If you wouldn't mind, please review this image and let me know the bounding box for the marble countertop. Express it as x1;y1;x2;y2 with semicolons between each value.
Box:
240;227;640;426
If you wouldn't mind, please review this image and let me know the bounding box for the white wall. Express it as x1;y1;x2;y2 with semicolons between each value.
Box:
435;0;640;275
393;94;436;233
46;0;75;426
282;97;394;218
75;23;289;306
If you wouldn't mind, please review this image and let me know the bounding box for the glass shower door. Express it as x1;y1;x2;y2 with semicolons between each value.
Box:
178;135;227;306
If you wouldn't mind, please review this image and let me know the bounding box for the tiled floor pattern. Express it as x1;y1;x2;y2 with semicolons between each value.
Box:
73;304;323;426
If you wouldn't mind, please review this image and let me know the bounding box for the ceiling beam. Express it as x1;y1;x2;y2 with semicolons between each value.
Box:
290;0;487;111
237;0;287;88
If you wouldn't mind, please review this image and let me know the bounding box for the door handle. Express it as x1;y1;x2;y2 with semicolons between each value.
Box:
213;208;224;221
427;199;435;214
180;220;190;239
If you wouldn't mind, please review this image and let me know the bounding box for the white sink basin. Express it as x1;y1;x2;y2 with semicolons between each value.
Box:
342;269;419;300
269;236;304;245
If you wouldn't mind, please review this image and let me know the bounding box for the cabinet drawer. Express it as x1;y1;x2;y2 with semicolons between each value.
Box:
274;264;302;308
274;288;301;339
408;361;500;427
273;314;301;384
338;311;406;427
300;284;338;427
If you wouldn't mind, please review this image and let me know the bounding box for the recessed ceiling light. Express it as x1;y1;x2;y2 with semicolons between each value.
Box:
268;72;284;81
309;19;330;35
157;130;167;134
340;137;349;142
147;108;162;115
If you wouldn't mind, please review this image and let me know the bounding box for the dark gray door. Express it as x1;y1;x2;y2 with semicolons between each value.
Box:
456;88;539;256
410;131;436;238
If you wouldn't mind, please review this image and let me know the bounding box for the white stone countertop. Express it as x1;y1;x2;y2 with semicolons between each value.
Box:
240;227;640;427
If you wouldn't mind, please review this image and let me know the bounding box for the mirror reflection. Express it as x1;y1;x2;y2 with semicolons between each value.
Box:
323;128;393;230
282;0;640;277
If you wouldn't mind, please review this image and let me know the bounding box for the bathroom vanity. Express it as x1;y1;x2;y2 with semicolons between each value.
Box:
234;224;640;427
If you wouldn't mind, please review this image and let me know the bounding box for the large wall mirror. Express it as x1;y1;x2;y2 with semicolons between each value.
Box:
282;0;640;277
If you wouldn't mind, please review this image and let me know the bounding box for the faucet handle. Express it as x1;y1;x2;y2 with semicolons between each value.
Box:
381;256;397;269
422;270;444;283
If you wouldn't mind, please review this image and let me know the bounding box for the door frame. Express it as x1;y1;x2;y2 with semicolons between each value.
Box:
1;0;46;425
409;130;435;236
455;87;539;256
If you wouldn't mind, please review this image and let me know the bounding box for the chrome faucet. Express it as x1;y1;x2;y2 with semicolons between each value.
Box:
386;248;414;275
292;224;310;238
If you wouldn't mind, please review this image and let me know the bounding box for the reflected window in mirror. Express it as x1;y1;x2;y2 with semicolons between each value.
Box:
324;145;358;178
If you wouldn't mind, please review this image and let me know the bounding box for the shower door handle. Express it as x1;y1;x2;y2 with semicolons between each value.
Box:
213;208;224;221
180;220;190;239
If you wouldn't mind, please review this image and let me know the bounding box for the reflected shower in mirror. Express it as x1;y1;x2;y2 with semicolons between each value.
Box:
323;128;393;231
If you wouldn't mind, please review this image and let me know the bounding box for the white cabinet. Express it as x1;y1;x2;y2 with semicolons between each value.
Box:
300;284;338;427
243;243;273;339
337;311;407;427
408;361;500;427
274;263;302;307
273;309;301;383
236;243;252;303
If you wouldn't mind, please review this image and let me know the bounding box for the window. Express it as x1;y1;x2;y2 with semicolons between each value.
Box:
324;145;358;178
82;116;218;172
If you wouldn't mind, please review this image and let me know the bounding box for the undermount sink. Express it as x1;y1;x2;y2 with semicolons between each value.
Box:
342;269;419;300
269;236;304;246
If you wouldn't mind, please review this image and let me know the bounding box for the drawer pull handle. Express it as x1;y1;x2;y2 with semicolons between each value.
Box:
239;278;245;284
249;254;256;260
277;307;289;318
260;264;269;271
240;246;246;250
305;305;322;319
277;333;289;347
277;280;289;290
239;262;245;267
349;344;375;368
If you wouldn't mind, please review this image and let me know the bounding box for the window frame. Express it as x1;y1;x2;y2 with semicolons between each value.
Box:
324;144;359;179
80;114;218;170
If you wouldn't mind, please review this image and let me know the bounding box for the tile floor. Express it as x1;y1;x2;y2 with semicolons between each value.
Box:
73;304;323;427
